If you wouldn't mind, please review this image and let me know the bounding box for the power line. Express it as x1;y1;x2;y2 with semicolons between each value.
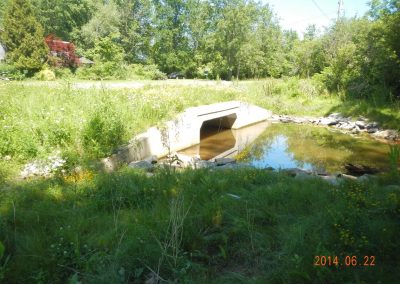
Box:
311;0;331;20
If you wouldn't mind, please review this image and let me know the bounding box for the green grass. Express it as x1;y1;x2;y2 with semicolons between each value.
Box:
327;98;400;130
0;167;399;283
1;78;399;282
1;78;398;172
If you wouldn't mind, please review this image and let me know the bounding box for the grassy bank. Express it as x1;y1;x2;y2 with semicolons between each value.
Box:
0;167;399;283
1;78;399;178
1;78;399;283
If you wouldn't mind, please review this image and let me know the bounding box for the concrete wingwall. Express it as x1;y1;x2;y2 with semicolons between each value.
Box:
102;101;272;170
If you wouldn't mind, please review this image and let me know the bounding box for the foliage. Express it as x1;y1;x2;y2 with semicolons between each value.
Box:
116;0;153;64
0;167;399;282
34;69;56;81
388;144;400;177
79;1;121;48
82;104;125;158
0;0;398;103
0;0;7;28
1;0;48;75
31;0;92;41
0;64;25;80
76;35;125;80
53;68;73;79
126;64;167;80
2;78;399;167
0;240;9;281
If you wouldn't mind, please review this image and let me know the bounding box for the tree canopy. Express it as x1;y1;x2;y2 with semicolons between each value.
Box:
0;0;399;99
1;0;48;74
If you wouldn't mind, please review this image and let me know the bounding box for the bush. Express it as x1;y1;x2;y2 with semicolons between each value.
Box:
53;68;73;79
195;63;215;79
0;64;25;80
35;69;56;81
75;64;167;80
0;126;38;160
75;63;127;80
82;105;126;158
142;64;167;80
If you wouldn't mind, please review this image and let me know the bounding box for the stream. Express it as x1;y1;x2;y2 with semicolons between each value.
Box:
178;122;392;173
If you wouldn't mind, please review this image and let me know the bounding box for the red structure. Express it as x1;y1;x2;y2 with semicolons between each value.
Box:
45;35;79;67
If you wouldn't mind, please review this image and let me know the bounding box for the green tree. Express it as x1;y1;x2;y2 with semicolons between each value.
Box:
81;35;125;79
79;1;121;48
151;0;193;74
291;37;325;78
115;0;153;63
31;0;92;41
1;0;48;74
211;0;258;79
253;5;286;77
0;0;9;29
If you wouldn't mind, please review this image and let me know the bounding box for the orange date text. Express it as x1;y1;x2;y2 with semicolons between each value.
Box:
314;255;375;267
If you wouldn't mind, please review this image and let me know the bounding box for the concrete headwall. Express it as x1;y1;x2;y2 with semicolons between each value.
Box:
102;101;272;170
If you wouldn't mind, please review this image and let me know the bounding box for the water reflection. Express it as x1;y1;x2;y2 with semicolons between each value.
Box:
178;121;271;161
179;122;391;173
239;123;390;172
249;135;315;170
179;127;236;160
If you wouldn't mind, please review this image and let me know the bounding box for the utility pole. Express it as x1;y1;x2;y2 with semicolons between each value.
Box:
337;0;344;21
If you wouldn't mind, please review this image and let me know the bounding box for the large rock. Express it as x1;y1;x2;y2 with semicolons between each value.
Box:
366;122;379;129
344;163;379;176
282;168;311;177
193;160;215;169
215;157;236;166
372;130;399;140
339;122;355;130
367;128;379;134
355;121;367;129
128;160;154;171
20;154;66;179
319;117;339;126
175;153;194;168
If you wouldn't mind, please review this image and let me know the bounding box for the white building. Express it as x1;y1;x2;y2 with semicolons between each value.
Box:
0;43;5;62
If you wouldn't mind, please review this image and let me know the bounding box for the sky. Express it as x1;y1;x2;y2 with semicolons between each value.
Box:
265;0;371;37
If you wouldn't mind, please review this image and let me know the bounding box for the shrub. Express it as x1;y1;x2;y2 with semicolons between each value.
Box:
35;69;56;81
1;0;48;75
53;68;73;79
75;63;167;80
142;64;167;80
75;63;127;80
82;105;126;158
0;126;38;160
0;64;25;80
195;63;215;79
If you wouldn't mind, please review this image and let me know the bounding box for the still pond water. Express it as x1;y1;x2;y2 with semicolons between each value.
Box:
178;122;392;173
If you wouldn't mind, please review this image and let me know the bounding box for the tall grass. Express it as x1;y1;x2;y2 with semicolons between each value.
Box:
1;79;399;282
0;79;331;167
0;168;399;282
0;81;238;168
2;78;400;179
388;144;400;177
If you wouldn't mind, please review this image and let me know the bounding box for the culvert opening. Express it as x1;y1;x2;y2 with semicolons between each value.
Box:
200;114;237;139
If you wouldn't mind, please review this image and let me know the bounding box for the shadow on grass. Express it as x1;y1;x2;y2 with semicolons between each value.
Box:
0;167;399;283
